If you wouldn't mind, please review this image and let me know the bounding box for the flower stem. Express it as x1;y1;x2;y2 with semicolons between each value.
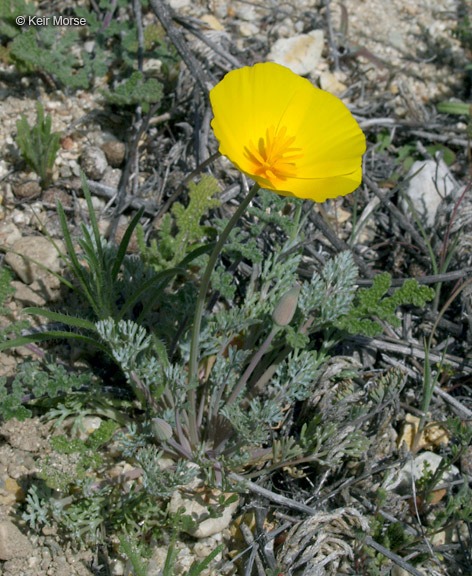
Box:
225;325;279;407
188;182;260;445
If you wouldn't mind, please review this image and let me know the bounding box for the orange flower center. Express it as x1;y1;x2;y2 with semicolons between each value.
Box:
244;125;303;185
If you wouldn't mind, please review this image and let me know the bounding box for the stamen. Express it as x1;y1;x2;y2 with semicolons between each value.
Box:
244;125;303;185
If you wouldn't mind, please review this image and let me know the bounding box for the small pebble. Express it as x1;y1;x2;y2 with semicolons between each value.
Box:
101;141;126;168
80;146;108;180
13;180;41;200
42;188;73;210
60;136;75;150
101;167;122;189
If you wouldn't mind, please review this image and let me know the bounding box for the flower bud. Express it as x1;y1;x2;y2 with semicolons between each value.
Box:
151;417;173;442
272;284;301;327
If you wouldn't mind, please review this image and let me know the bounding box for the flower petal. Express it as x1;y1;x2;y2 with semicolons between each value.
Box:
279;87;366;178
272;168;363;202
210;63;303;169
210;62;366;200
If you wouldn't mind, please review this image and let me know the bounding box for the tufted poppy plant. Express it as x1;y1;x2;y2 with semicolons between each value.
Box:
210;62;366;202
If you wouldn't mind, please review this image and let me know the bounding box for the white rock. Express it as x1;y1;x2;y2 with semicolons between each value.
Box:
101;167;122;189
110;558;126;576
211;1;227;20
0;160;9;179
385;451;459;493
236;4;258;21
70;159;81;177
26;204;47;232
169;0;190;9
268;30;324;76
98;218;110;236
273;18;295;39
200;14;224;31
145;542;193;576
10;280;47;307
402;158;456;228
78;195;105;214
4;236;64;285
239;22;259;37
169;482;239;538
193;535;223;559
12;208;32;227
83;40;95;53
388;30;406;51
143;58;162;74
0;520;33;560
319;70;348;96
0;221;21;246
73;416;102;440
60;164;73;178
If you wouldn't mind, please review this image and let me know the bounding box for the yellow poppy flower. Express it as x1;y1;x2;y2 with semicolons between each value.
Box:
209;62;366;202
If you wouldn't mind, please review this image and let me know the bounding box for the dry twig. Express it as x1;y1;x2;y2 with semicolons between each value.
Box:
348;334;472;374
229;473;426;576
148;0;213;95
364;174;430;257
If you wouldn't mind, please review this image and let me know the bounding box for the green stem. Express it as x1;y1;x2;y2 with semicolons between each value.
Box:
225;325;279;407
187;182;260;445
289;201;302;243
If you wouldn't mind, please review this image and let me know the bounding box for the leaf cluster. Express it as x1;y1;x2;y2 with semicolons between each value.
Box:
134;444;199;498
365;516;415;571
337;273;435;337
215;190;303;268
3;0;170;102
23;419;166;545
0;177;181;340
138;174;221;271
10;27;90;89
0;359;95;421
100;71;163;113
24;417;223;572
15;102;61;188
0;0;35;39
299;250;358;325
45;420;118;489
432;480;472;528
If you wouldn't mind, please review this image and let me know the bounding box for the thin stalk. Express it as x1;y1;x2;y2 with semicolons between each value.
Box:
401;191;438;275
225;325;279;407
187;183;260;445
289;200;302;243
412;338;445;454
428;276;472;350
412;276;472;452
438;180;471;271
